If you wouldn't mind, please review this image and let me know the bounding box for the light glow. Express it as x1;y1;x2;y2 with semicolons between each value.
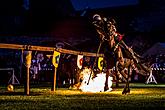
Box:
79;68;113;93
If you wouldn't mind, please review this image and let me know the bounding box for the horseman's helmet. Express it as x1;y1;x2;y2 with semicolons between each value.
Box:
93;14;102;21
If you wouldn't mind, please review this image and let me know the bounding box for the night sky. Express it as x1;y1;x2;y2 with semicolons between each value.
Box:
71;0;139;10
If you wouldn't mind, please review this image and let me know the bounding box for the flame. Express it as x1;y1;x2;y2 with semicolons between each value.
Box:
79;68;113;93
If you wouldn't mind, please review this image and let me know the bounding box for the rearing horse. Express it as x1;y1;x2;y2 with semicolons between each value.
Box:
92;14;151;94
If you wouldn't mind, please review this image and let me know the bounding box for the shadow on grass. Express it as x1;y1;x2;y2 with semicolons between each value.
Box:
0;91;44;96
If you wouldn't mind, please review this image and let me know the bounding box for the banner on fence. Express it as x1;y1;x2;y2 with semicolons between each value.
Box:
98;57;104;71
77;55;83;69
52;51;61;68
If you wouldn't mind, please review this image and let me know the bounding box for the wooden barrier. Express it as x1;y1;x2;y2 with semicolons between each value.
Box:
0;43;104;57
0;43;104;95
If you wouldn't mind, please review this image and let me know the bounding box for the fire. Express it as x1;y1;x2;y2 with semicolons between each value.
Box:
79;68;113;93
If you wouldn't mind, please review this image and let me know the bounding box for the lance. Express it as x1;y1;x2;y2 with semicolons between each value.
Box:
87;36;104;85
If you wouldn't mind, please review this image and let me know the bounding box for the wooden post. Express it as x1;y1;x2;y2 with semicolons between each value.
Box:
26;64;30;95
24;51;32;95
51;51;60;91
52;67;57;91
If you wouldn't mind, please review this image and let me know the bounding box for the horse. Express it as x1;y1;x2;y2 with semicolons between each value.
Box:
92;14;151;94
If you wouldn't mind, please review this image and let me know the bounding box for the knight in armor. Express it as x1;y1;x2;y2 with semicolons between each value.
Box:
92;14;150;92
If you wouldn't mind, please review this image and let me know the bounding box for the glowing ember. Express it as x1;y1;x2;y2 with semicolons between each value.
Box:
79;68;113;93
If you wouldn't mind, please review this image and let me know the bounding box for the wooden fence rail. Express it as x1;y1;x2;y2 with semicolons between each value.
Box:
0;43;104;57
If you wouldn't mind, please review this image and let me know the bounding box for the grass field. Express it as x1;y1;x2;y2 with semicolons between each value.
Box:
0;83;165;110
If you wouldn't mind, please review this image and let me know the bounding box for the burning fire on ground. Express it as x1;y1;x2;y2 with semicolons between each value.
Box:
73;68;113;93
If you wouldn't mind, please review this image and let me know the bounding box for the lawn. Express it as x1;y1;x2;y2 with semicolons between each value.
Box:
0;83;165;110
